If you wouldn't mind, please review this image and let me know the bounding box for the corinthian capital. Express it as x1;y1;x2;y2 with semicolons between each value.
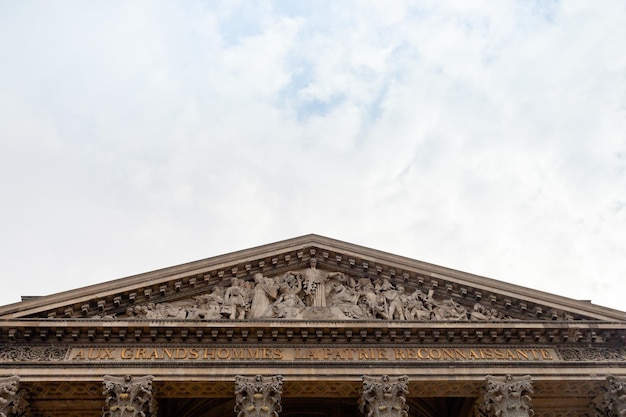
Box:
0;376;28;417
483;375;533;417
102;375;156;417
594;375;626;417
359;375;409;417
235;375;283;417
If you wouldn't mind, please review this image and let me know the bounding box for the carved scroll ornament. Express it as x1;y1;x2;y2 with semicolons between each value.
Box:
102;375;156;417
558;347;626;362
234;375;283;417
0;346;68;362
359;375;409;417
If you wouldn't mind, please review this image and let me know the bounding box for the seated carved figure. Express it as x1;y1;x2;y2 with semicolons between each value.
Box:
327;281;364;318
271;291;305;318
156;303;187;320
328;281;359;305
143;303;160;319
403;291;431;320
432;298;468;321
188;287;224;320
470;302;491;320
357;279;386;319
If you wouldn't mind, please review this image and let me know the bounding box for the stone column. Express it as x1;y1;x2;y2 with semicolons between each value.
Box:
234;375;283;417
359;375;409;417
482;375;533;417
593;375;626;417
102;375;156;417
0;375;29;417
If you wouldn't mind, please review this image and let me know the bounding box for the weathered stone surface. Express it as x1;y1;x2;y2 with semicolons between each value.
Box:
234;375;283;417
592;376;626;417
123;264;521;322
0;376;28;417
359;375;409;417
102;375;155;417
482;375;533;417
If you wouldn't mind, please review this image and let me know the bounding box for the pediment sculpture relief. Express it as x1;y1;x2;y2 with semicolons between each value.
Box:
120;259;550;321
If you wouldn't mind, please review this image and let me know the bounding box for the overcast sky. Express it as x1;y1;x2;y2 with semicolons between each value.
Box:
0;1;624;311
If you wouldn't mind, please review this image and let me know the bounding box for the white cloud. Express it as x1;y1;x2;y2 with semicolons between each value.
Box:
0;0;624;311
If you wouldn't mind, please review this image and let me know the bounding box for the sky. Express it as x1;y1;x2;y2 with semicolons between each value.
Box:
0;1;624;312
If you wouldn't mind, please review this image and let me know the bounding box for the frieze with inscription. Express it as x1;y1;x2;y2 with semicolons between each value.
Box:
64;346;559;362
1;346;624;364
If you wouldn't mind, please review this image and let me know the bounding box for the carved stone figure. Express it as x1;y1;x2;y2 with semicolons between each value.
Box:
403;291;431;320
102;375;156;417
249;273;278;319
132;304;158;319
329;281;359;305
327;280;363;318
155;302;186;320
270;278;305;319
432;298;468;321
189;287;224;320
482;374;533;417
289;258;343;308
358;279;385;319
0;376;28;417
301;258;328;307
379;280;405;320
224;278;249;320
117;265;566;322
234;375;283;417
471;303;491;320
359;375;409;417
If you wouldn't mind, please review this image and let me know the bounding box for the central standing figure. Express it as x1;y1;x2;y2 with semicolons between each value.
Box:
291;258;342;307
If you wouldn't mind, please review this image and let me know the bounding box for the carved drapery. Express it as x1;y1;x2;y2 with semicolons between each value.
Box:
359;375;409;417
102;375;156;417
0;376;28;417
593;375;626;417
234;375;283;417
123;266;516;322
106;254;588;323
482;375;533;417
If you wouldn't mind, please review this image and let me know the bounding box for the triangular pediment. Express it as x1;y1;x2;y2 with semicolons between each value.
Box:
0;234;623;322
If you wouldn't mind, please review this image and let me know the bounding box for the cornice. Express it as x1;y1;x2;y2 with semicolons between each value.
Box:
1;235;624;322
1;319;625;345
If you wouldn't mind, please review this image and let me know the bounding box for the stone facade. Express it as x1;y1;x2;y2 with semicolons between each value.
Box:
0;235;624;417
